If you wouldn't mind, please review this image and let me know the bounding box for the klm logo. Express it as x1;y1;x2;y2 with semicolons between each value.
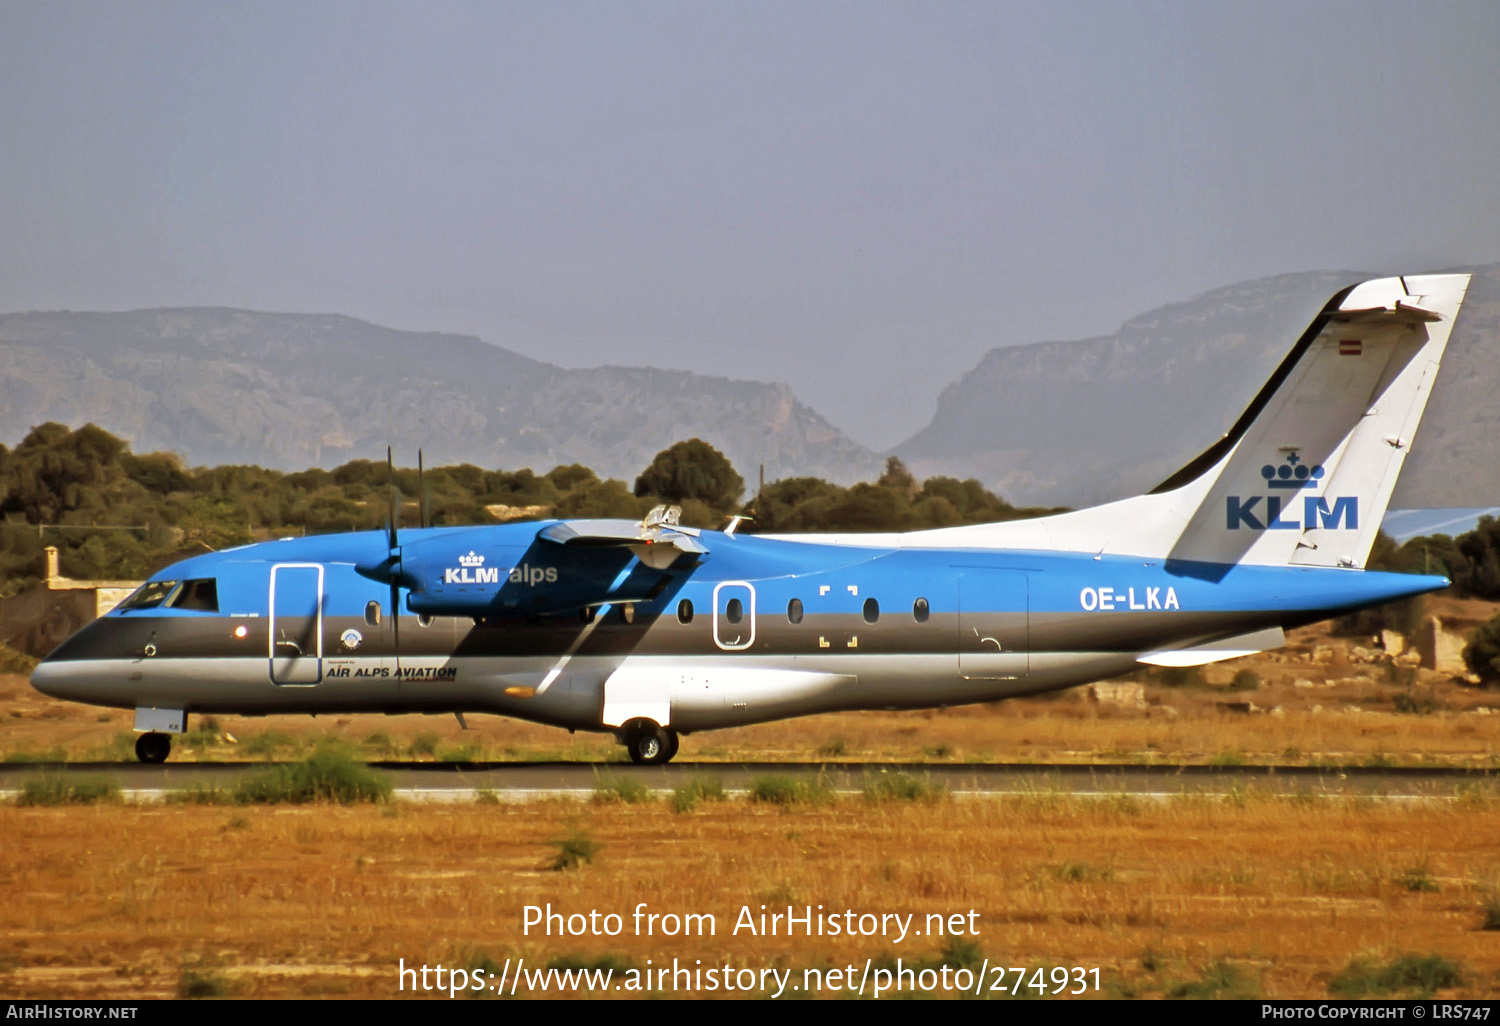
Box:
1226;455;1357;531
442;551;559;586
445;551;501;585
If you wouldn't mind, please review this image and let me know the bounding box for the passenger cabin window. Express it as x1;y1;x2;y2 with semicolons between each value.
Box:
913;598;930;623
863;597;880;624
365;601;382;626
787;598;804;624
677;599;694;624
118;580;179;611
167;578;218;613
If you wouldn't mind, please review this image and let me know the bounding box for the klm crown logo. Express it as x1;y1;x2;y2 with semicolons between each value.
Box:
458;551;485;567
1227;452;1357;532
1260;453;1324;490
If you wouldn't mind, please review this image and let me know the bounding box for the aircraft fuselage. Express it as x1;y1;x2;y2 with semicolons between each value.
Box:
31;524;1443;735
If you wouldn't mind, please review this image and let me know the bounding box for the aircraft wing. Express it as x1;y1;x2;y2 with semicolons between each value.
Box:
538;505;708;569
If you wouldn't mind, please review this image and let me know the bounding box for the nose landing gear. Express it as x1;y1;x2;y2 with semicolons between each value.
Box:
135;732;171;764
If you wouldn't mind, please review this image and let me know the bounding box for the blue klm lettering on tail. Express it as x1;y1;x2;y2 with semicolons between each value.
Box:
1227;495;1358;531
1227;454;1358;531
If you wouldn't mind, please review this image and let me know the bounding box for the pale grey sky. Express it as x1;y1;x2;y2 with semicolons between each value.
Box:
2;1;1498;449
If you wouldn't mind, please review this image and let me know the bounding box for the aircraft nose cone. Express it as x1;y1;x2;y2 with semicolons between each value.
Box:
29;655;66;700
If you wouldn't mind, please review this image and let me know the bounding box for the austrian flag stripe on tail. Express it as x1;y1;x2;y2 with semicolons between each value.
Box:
1338;339;1362;356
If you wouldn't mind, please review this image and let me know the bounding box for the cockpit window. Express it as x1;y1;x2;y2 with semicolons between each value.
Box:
168;579;219;613
118;580;179;611
119;578;219;613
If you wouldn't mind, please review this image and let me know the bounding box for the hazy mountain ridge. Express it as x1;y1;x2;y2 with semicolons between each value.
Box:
4;266;1497;508
0;308;883;485
893;267;1500;507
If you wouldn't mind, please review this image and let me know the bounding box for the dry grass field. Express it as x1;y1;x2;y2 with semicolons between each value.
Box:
3;606;1500;1000
2;794;1499;999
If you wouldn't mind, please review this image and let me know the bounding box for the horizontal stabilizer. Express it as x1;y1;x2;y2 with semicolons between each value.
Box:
1137;626;1285;667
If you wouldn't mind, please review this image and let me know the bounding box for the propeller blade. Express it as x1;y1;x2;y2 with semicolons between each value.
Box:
390;578;401;673
385;446;398;552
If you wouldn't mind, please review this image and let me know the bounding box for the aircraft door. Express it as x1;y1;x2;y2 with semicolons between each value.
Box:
957;570;1029;679
712;581;756;651
269;563;324;685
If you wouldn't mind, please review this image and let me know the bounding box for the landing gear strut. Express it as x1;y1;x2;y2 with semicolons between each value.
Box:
135;732;171;764
624;722;679;765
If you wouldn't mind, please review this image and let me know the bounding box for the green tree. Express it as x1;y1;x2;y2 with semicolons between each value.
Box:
1464;612;1500;683
634;439;744;513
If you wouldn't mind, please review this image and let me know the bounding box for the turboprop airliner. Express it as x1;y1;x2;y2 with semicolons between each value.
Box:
30;274;1471;764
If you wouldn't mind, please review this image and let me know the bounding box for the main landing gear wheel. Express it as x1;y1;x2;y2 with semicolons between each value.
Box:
625;724;678;765
135;732;171;764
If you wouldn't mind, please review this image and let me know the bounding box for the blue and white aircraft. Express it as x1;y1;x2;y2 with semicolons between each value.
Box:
31;274;1471;764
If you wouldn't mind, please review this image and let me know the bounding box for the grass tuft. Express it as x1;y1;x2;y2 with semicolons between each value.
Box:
1395;862;1439;893
177;960;238;999
862;770;947;804
670;776;726;813
4;746;67;765
548;824;602;871
17;773;121;806
1478;894;1500;931
165;786;235;805
592;774;650;804
749;774;835;806
1166;959;1253;999
1394;689;1440;715
1328;952;1465;997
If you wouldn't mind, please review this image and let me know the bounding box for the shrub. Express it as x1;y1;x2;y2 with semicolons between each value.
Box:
1394;688;1439;715
233;747;392;804
0;643;38;675
1156;666;1207;688
1464;613;1500;683
1229;669;1261;691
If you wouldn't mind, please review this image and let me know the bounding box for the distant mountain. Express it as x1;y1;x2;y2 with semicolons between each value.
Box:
893;266;1500;508
0;308;883;486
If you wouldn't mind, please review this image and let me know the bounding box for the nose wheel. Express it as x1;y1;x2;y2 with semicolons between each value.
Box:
624;723;679;765
135;732;171;764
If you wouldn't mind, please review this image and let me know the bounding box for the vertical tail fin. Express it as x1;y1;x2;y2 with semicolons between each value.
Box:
1165;273;1470;568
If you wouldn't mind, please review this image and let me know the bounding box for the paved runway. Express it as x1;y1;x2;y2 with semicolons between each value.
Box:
1;760;1495;801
